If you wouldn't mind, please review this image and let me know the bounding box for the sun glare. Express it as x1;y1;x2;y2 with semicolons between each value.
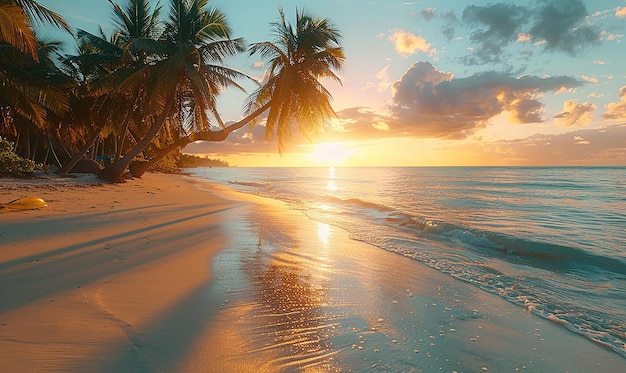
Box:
309;142;353;166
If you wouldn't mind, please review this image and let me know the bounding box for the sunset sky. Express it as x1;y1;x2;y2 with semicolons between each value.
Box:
38;0;626;167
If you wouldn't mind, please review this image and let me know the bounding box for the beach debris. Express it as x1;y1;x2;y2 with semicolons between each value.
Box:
0;196;47;211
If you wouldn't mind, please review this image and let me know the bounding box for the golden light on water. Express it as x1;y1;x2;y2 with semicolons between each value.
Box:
317;221;331;248
316;221;333;272
326;166;337;191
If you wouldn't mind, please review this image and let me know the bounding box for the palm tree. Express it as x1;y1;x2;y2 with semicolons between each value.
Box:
128;7;345;178
55;0;163;174
0;37;69;143
246;7;344;151
0;0;69;59
98;0;248;182
0;0;71;156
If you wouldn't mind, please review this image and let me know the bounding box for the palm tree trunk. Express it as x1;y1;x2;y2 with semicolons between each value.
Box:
56;122;104;175
24;129;31;160
98;100;174;183
30;135;39;161
129;102;271;178
47;134;62;168
116;120;130;160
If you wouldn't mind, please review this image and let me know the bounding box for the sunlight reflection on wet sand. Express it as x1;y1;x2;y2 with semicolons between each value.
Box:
199;191;626;373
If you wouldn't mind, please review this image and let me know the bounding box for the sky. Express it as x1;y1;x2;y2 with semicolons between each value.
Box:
37;0;626;167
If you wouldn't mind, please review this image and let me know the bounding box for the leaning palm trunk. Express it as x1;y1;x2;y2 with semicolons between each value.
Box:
98;100;174;182
56;122;105;175
129;102;271;178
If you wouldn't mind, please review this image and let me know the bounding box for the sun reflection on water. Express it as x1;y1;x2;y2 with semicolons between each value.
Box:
326;166;337;191
317;221;331;247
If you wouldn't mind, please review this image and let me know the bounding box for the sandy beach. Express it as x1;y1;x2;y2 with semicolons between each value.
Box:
1;172;624;372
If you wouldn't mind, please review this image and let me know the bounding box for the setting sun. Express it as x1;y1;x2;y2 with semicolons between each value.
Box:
308;142;354;166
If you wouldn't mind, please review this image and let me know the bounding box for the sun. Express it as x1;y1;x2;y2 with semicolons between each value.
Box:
308;142;354;166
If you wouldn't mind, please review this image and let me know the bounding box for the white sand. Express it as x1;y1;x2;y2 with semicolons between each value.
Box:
1;172;624;372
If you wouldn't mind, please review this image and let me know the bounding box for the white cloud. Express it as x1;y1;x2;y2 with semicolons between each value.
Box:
387;30;435;57
554;100;596;127
372;121;390;131
603;86;626;120
601;31;623;41
374;64;392;91
581;75;599;84
574;136;590;145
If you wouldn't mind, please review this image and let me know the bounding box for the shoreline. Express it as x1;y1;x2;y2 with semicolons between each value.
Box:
1;172;624;372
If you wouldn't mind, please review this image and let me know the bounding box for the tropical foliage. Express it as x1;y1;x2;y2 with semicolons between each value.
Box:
0;0;344;182
0;137;40;173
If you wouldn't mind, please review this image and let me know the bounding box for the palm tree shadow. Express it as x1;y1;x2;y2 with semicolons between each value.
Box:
97;280;222;373
0;204;237;314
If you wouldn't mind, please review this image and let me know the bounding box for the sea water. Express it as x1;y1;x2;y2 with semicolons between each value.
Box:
190;166;626;358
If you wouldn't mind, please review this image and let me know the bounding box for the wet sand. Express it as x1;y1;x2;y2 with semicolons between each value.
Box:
1;173;624;372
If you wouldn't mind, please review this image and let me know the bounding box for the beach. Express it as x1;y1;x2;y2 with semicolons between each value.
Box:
1;172;624;372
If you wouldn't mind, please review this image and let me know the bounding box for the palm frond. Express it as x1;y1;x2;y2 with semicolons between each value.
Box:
247;7;344;152
0;4;38;57
15;0;71;32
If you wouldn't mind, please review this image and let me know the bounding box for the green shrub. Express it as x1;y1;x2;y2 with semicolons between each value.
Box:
0;137;41;173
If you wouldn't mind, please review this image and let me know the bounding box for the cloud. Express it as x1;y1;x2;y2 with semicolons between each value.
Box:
581;75;599;84
617;7;626;18
387;30;434;57
372;121;390;131
387;61;581;138
603;86;626;120
456;0;601;64
573;135;590;145
321;62;582;142
461;3;530;63
530;0;600;54
455;124;626;165
601;31;623;41
421;7;436;21
554;99;596;127
374;64;392;91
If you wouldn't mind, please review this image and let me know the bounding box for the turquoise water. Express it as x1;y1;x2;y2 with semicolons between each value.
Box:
190;166;626;358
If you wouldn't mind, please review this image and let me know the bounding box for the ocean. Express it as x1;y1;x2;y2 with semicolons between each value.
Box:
190;166;626;358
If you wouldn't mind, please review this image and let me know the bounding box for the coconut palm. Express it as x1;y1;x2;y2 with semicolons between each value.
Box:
55;0;162;174
0;37;69;140
97;0;248;182
128;7;345;178
0;0;71;154
0;0;69;59
246;7;344;151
